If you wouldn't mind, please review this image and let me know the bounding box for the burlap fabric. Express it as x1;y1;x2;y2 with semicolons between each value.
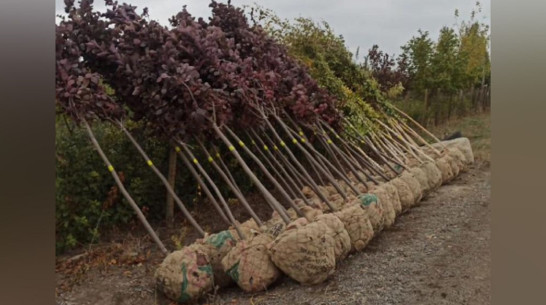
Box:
355;193;385;234
389;177;415;212
420;161;443;191
383;165;399;180
263;216;286;238
435;155;454;183
447;147;467;172
221;232;280;292
155;244;214;303
443;153;460;180
228;219;263;241
452;137;474;165
337;180;353;194
314;213;351;261
301;186;315;198
322;184;336;196
328;193;345;209
431;138;474;165
333;204;374;252
409;166;431;196
399;170;423;204
368;186;396;228
299;205;324;222
196;230;237;288
269;220;336;285
382;182;403;215
405;157;421;168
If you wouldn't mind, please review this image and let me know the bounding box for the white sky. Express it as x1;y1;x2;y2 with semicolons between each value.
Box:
55;0;490;60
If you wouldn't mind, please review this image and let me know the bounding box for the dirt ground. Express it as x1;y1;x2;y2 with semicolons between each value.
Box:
56;159;490;305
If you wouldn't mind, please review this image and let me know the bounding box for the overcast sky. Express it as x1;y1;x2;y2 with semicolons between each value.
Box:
55;0;490;60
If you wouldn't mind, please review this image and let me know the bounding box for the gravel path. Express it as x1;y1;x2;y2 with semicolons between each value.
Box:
212;164;491;305
57;164;491;305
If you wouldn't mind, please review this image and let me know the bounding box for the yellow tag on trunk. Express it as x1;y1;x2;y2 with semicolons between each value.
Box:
147;160;153;166
193;158;198;164
107;165;114;172
229;145;235;151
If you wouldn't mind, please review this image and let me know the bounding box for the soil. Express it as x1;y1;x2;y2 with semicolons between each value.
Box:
56;161;491;305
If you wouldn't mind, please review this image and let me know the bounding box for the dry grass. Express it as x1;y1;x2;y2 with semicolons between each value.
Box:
426;111;491;163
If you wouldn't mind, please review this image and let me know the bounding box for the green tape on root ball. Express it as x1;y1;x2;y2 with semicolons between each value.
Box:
197;230;237;288
359;193;378;206
222;233;280;292
155;244;214;303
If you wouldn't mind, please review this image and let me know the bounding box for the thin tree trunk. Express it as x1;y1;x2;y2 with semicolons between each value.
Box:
173;145;231;226
117;122;205;237
261;119;336;211
223;126;304;218
82;119;168;255
178;142;246;239
166;149;176;228
273;115;357;197
195;140;263;226
212;124;291;224
247;130;309;204
390;105;446;148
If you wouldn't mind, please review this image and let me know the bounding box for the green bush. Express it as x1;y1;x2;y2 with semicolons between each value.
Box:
55;115;268;254
56;117;182;254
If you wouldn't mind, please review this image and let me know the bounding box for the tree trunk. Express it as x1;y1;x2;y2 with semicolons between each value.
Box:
166;149;176;228
424;88;429;126
82;119;168;255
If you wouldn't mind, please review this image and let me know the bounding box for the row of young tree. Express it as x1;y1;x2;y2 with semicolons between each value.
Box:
251;1;490;127
55;0;410;253
365;2;490;126
55;0;488;253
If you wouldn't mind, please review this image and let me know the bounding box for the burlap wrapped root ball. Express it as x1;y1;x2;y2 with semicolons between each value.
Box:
382;182;403;216
333;204;374;253
301;186;315;198
228;219;263;241
196;230;237;288
446;147;468;172
299;205;324;222
432;137;474;166
221;232;281;292
269;219;336;285
435;154;455;183
399;170;423;205
444;152;461;178
368;186;396;228
327;193;345;210
389;177;415;212
452;137;474;165
420;161;443;191
314;213;351;261
155;244;214;303
409;166;432;197
354;193;385;234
